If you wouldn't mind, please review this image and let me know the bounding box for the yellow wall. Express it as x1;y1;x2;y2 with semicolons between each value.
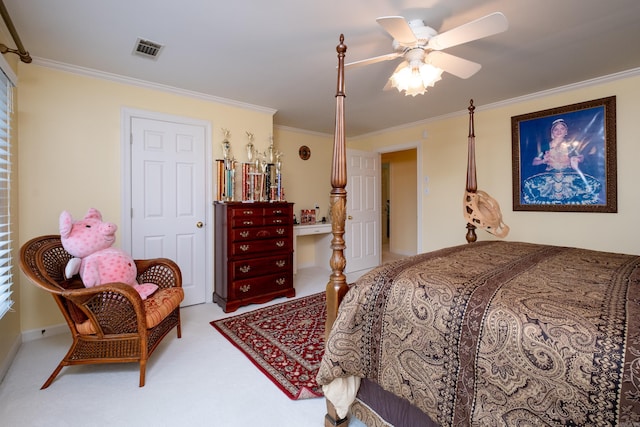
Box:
273;126;333;267
354;73;640;255
16;64;275;331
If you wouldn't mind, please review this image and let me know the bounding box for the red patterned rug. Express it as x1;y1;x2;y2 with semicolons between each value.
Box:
211;292;326;400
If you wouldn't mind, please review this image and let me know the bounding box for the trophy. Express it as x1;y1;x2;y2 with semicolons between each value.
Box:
245;131;255;163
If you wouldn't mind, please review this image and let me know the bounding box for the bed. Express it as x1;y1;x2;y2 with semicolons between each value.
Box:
317;35;640;426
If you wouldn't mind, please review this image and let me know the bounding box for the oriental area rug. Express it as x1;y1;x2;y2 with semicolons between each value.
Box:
211;292;326;400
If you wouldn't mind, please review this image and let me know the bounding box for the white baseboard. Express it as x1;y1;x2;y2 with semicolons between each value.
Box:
21;323;68;342
0;324;67;383
396;250;415;257
0;333;21;383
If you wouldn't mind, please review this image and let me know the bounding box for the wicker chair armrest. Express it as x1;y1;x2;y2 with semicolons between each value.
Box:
135;258;182;290
63;283;146;334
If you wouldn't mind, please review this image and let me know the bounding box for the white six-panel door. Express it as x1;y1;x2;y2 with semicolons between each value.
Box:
130;116;208;306
344;149;381;273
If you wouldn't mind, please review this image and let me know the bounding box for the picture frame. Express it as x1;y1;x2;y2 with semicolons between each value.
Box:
511;96;617;212
300;209;316;225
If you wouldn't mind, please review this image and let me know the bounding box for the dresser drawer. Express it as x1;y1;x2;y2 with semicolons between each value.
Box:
231;216;264;228
230;237;291;257
264;205;291;216
232;218;291;227
231;254;292;280
264;215;290;226
230;226;288;242
230;272;293;300
229;206;263;218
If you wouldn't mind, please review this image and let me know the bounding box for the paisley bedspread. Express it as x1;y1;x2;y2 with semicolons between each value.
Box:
317;241;640;426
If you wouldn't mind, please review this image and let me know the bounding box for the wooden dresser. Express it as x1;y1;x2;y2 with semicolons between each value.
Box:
214;201;295;312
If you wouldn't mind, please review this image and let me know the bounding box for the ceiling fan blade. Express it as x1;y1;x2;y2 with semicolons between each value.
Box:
376;16;417;44
345;52;402;69
428;51;481;79
427;12;508;50
383;61;408;91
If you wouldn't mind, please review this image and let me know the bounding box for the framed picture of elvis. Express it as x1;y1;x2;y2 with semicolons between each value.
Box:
511;96;617;212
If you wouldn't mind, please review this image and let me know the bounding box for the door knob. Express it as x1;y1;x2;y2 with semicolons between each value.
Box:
347;215;353;220
196;221;204;228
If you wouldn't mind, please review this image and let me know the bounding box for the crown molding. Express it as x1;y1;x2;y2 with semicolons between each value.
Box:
273;124;332;138
353;67;640;140
31;56;277;116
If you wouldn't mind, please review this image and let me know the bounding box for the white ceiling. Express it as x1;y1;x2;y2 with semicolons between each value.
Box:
3;0;640;137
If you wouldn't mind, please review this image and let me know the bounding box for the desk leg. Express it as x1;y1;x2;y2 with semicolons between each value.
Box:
293;233;298;274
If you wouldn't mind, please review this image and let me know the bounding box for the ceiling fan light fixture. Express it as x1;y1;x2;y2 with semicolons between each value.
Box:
390;62;443;96
358;13;508;96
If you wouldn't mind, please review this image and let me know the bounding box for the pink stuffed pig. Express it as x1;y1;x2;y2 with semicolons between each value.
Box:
59;208;157;299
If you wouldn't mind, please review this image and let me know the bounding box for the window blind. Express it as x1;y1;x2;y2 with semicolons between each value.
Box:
0;67;14;319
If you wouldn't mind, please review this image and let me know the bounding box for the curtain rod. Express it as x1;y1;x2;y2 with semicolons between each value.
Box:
0;0;31;63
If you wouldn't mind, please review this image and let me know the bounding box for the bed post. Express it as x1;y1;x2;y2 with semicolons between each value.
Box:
324;34;350;427
465;100;478;243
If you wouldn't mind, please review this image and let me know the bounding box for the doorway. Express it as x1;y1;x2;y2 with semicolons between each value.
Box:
380;148;418;260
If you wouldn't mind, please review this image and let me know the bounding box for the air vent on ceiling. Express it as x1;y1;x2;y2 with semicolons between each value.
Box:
133;38;164;59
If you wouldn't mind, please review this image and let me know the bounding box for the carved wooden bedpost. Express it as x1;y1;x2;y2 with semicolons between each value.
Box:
324;34;350;427
465;100;478;243
326;34;349;340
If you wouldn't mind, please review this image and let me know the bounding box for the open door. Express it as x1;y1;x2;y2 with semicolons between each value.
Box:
344;149;381;273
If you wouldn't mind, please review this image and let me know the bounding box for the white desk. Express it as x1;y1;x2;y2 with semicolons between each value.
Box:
293;223;332;273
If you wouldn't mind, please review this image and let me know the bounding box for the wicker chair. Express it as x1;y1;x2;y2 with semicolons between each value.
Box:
20;235;184;389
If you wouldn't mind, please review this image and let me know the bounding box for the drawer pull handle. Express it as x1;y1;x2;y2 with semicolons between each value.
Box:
243;210;254;215
276;241;285;247
240;284;251;293
240;244;250;251
273;219;282;223
240;231;250;238
274;210;282;214
243;220;254;225
275;260;285;267
276;228;285;235
239;265;251;273
276;278;286;285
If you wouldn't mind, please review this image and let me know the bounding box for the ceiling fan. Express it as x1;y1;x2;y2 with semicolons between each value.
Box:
347;12;508;95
